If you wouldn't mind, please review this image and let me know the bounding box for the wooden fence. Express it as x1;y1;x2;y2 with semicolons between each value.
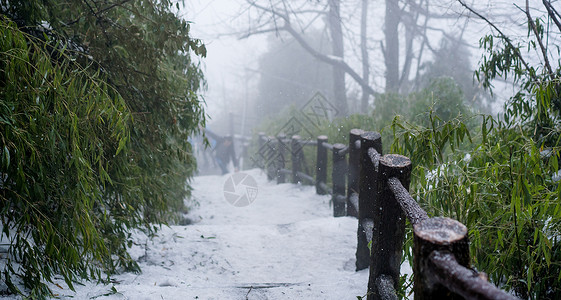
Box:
255;129;519;300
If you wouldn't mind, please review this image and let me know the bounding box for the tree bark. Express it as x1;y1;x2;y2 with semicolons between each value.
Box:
413;217;469;300
346;129;363;217
316;135;328;195
367;154;411;300
360;0;370;111
385;0;400;93
332;143;347;217
356;131;382;271
328;0;348;115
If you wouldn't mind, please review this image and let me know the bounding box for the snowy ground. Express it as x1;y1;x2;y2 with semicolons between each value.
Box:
2;168;414;299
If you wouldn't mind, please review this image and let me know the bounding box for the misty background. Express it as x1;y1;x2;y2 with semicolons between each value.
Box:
181;0;556;158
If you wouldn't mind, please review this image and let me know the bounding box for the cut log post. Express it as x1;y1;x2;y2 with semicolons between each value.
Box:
332;143;347;217
368;154;412;300
316;136;328;195
276;134;286;184
291;135;302;184
241;141;249;170
266;136;276;181
356;131;382;271
375;274;398;300
413;217;469;300
347;129;363;217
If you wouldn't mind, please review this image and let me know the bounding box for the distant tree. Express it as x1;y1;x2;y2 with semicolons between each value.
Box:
418;37;491;113
255;30;333;119
240;0;374;115
238;0;487;115
359;0;371;111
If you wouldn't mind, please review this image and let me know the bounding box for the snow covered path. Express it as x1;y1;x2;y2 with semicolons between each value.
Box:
4;169;371;299
174;169;370;299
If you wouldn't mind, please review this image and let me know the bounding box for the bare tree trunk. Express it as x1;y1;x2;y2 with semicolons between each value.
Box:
328;0;348;115
399;0;424;92
384;0;400;93
360;0;370;112
399;25;414;91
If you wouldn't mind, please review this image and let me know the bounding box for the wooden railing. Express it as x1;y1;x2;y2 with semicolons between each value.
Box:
254;130;518;300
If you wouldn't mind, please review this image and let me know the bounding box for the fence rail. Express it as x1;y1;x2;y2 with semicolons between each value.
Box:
254;129;518;300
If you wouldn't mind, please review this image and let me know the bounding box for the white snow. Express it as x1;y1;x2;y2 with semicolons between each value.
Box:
1;168;413;299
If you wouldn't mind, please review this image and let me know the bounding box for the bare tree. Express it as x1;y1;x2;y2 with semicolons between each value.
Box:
328;0;348;115
360;0;370;111
384;0;401;93
237;0;487;114
240;0;374;115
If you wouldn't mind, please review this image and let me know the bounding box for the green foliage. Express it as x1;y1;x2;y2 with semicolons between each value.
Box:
418;38;491;112
392;113;561;299
372;77;474;154
321;114;377;144
374;77;472;126
390;4;561;298
0;17;131;297
390;112;473;167
0;0;206;297
409;77;472;127
371;93;411;129
252;77;472;183
37;0;207;223
476;15;560;145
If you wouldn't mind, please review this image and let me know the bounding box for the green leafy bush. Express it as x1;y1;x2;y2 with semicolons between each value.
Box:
0;17;132;297
392;112;561;299
389;3;561;296
0;0;206;297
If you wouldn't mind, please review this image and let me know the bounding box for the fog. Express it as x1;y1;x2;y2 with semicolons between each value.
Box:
183;0;266;136
183;0;559;139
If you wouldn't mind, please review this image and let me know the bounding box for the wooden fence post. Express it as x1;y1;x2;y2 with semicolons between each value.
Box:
276;134;286;184
368;154;412;300
356;131;382;271
413;217;469;300
316;135;328;195
332;143;347;217
291;135;302;184
266;136;276;181
241;141;249;170
257;132;265;168
347;129;363;217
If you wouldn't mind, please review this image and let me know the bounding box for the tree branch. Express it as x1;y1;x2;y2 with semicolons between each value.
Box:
422;25;478;49
246;0;290;23
542;0;561;37
66;0;132;26
360;0;370;110
97;0;133;15
281;22;377;97
399;2;423;87
404;0;470;19
238;27;280;39
456;0;537;82
524;0;553;77
240;1;377;98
